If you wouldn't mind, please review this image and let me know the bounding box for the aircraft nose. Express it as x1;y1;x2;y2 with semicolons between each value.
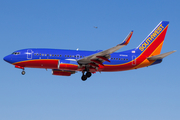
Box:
3;55;12;63
3;56;8;62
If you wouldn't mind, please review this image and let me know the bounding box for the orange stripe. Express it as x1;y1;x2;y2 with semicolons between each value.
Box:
150;41;164;56
132;41;164;69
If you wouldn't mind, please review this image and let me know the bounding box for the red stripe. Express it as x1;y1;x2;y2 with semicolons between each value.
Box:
14;59;59;69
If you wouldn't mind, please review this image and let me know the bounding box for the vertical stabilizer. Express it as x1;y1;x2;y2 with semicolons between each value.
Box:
136;21;169;57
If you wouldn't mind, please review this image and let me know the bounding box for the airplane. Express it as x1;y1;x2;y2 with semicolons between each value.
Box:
3;21;176;81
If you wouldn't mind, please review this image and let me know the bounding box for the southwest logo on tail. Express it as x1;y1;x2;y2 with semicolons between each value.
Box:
137;21;169;54
3;21;176;81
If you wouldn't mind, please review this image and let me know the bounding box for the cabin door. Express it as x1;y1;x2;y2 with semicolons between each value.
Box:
132;55;136;66
76;54;80;60
27;49;33;59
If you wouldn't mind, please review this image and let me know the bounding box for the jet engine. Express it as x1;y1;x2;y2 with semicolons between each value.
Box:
58;60;80;71
52;69;76;76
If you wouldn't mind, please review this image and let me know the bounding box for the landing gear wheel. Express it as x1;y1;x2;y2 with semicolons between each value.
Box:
86;72;92;78
81;75;87;81
21;71;25;75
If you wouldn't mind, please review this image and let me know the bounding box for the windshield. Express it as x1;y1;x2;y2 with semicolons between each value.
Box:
12;52;20;55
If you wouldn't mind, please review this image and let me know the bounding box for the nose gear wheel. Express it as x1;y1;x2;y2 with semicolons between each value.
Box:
21;70;25;75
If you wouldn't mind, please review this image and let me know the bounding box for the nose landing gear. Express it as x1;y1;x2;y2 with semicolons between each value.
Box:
15;65;26;75
21;70;25;75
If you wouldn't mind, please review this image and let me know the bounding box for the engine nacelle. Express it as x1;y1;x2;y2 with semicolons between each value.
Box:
59;60;79;71
52;69;75;76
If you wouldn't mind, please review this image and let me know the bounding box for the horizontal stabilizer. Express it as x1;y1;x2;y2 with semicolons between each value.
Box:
148;50;176;60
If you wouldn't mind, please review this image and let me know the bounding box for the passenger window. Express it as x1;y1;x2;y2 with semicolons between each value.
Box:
45;54;46;56
121;58;123;60
50;54;52;56
52;54;54;56
55;55;56;57
60;55;62;57
34;53;36;56
47;54;49;56
39;54;41;56
65;55;67;57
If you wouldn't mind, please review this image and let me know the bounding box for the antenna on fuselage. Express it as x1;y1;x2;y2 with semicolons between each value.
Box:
76;48;79;51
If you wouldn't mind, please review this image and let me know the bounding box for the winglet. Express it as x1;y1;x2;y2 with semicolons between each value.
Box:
120;31;133;45
148;50;176;60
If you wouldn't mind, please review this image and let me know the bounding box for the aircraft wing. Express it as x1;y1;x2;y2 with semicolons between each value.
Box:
77;31;133;65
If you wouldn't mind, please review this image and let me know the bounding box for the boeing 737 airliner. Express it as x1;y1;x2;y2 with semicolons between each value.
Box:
3;21;176;81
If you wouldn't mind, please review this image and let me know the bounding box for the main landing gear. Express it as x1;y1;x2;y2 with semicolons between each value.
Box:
81;71;92;81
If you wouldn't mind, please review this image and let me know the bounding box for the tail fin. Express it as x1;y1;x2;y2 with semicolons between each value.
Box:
136;21;169;57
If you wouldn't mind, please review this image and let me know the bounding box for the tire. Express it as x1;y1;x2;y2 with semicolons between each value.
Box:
86;72;92;78
81;75;87;81
21;71;25;75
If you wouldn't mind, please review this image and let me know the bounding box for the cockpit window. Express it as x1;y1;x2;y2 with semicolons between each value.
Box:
12;52;20;55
